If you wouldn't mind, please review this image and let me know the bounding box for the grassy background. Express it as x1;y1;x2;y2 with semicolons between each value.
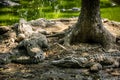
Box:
101;6;120;22
0;0;120;26
100;0;120;21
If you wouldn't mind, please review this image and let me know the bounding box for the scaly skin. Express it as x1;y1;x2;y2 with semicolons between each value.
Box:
51;52;120;68
0;33;49;64
13;33;48;64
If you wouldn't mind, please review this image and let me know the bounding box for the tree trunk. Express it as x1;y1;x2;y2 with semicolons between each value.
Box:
64;0;115;48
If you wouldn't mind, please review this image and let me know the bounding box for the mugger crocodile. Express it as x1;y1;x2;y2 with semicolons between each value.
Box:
51;52;120;71
0;33;49;64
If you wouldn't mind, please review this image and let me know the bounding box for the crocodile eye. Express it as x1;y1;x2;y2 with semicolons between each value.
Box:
27;43;32;47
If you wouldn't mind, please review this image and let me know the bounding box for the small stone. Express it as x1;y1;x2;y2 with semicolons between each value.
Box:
10;38;15;43
17;33;25;42
81;52;89;57
102;18;109;23
90;63;102;72
111;71;120;76
113;61;119;68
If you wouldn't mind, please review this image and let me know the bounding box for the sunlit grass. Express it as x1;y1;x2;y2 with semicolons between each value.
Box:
44;12;79;19
0;0;120;26
0;14;19;26
101;6;120;21
0;8;12;12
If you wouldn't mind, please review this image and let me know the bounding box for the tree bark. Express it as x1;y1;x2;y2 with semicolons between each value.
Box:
64;0;115;48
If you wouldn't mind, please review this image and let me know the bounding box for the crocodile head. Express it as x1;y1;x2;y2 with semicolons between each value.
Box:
29;47;45;59
25;40;45;61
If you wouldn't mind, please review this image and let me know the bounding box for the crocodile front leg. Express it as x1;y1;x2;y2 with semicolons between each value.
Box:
11;39;45;64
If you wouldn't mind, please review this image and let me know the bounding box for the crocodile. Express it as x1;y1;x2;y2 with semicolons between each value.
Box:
0;18;49;64
14;32;49;64
0;33;49;64
15;19;49;64
51;52;120;71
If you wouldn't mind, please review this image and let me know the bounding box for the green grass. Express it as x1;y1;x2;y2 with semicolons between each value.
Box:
0;14;19;26
0;0;120;26
44;12;79;19
101;6;120;22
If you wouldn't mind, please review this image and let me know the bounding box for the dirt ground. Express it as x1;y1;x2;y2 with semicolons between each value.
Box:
0;18;120;80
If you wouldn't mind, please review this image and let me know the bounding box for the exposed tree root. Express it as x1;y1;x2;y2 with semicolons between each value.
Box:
46;25;74;38
62;0;116;49
55;43;76;54
46;32;65;38
63;26;116;50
